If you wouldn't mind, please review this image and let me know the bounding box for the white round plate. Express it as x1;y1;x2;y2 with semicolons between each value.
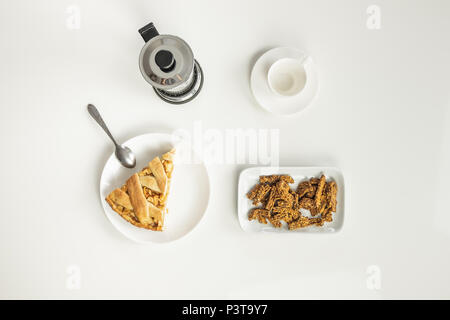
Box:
100;133;210;243
250;47;319;115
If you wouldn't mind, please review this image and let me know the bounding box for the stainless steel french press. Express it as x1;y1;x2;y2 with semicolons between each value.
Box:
138;22;204;104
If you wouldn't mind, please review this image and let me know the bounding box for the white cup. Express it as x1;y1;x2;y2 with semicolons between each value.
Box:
267;58;307;97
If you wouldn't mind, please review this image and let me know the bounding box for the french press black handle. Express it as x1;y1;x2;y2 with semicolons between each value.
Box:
138;22;159;43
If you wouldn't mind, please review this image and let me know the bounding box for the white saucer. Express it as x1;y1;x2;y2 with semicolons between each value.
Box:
250;47;319;115
99;133;210;243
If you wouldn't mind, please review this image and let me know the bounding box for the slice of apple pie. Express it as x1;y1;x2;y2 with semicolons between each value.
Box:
105;149;175;231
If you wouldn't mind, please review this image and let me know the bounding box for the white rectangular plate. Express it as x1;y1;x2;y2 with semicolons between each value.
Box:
238;167;345;233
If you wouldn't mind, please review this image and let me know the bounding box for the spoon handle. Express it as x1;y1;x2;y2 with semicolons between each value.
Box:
87;104;117;145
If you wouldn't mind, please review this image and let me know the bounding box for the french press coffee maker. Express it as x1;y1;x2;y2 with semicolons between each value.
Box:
138;22;204;104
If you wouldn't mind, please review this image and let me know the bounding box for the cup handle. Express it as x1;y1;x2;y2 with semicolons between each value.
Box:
138;22;159;43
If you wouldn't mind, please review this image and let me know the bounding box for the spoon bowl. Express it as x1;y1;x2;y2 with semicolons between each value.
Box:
115;145;136;168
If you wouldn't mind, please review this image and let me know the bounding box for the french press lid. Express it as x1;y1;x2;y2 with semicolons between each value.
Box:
138;23;195;91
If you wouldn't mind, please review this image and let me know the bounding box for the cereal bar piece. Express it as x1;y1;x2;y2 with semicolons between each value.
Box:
273;207;298;224
259;175;294;184
248;208;270;224
318;200;328;215
314;175;326;209
264;187;277;210
288;216;311;230
288;216;324;230
276;199;289;208
296;181;314;198
274;180;290;197
310;217;324;227
272;206;291;215
246;184;261;201
305;185;317;198
247;183;271;205
322;208;333;222
299;197;318;215
328;181;338;212
292;192;299;210
253;184;271;205
269;207;291;227
275;192;294;208
268;216;283;228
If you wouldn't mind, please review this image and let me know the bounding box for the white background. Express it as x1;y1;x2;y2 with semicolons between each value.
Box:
0;0;449;299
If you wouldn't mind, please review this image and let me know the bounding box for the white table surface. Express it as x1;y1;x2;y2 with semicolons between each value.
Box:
1;0;449;299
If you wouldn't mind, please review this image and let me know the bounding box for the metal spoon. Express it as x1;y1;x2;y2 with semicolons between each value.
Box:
87;104;136;168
